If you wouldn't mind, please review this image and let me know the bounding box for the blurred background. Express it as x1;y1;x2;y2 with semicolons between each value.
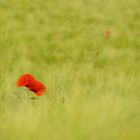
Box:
0;0;140;139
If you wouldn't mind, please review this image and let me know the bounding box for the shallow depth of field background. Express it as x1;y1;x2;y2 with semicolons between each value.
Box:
0;0;140;140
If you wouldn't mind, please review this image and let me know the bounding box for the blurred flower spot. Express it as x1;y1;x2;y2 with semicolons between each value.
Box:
104;30;111;39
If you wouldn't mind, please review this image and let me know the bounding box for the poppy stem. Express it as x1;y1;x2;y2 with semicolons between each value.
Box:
59;83;65;104
62;95;65;104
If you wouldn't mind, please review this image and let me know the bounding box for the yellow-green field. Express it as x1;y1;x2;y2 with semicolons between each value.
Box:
0;0;140;139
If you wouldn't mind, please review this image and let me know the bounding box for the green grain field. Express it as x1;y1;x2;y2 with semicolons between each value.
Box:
0;0;140;139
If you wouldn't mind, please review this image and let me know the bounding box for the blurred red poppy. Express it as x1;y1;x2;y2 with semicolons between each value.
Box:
55;32;61;40
104;30;111;39
17;73;46;96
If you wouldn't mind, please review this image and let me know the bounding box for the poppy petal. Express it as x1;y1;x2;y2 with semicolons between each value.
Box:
35;89;45;96
17;73;46;97
17;74;30;87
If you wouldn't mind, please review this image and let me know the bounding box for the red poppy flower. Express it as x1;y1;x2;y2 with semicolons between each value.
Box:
17;73;46;96
104;30;111;39
55;32;61;40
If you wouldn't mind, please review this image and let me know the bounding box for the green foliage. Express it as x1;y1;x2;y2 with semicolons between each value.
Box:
0;0;140;139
